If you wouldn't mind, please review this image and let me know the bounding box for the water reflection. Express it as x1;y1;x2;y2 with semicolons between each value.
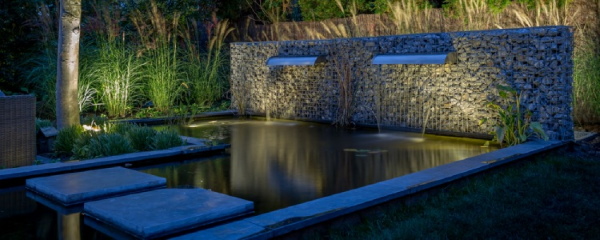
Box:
58;213;80;240
146;118;496;213
0;187;58;239
0;186;112;240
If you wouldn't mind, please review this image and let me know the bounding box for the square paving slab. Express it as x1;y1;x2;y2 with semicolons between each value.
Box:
26;167;166;206
84;188;254;239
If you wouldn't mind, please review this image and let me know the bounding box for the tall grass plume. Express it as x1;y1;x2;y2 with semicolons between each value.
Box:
132;0;182;112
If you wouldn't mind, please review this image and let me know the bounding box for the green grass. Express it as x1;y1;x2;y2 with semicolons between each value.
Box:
310;149;600;239
181;20;232;108
92;38;144;118
573;45;600;124
143;41;181;112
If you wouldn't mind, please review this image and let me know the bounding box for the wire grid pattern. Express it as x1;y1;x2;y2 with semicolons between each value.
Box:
230;26;574;140
0;95;36;168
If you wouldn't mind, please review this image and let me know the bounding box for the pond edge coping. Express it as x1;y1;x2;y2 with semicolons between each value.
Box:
172;140;567;240
0;138;229;182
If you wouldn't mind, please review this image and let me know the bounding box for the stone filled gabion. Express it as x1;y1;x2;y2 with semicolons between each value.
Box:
230;26;574;140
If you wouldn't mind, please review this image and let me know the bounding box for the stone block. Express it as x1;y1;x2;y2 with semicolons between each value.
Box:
84;188;254;239
26;167;166;206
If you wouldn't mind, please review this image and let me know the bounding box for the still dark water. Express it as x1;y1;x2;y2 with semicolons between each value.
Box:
144;118;497;213
0;118;497;239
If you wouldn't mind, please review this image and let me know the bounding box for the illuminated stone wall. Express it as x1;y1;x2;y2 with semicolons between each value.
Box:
230;26;574;140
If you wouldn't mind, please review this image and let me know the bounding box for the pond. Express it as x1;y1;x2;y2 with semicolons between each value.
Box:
144;118;497;213
0;117;497;239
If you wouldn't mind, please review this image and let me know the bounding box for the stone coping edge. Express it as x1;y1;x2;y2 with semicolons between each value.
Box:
0;139;229;182
173;140;567;240
114;110;238;125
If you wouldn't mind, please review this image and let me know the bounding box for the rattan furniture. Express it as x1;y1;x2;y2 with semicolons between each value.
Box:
0;95;35;168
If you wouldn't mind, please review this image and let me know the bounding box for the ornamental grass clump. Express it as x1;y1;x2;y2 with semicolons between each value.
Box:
104;122;135;135
55;122;184;160
486;85;548;147
132;1;182;113
126;126;158;151
53;125;84;156
573;42;600;123
93;38;144;118
84;133;135;159
71;131;97;160
181;19;233;108
151;128;184;150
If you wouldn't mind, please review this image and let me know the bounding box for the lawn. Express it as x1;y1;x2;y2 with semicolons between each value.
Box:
302;137;600;239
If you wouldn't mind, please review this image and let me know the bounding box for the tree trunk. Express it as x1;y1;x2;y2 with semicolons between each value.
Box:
56;0;81;129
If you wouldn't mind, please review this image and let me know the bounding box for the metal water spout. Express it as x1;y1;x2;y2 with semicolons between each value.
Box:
372;52;457;65
266;55;326;66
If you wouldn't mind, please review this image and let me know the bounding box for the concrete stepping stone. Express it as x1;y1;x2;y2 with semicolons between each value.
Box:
26;167;166;206
84;188;254;239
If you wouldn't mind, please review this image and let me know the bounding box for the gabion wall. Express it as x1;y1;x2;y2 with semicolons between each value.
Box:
230;26;573;140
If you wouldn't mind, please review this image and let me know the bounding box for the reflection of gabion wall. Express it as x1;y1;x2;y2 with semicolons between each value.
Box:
230;26;573;140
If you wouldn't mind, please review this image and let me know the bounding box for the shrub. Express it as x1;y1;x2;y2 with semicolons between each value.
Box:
54;125;84;156
59;122;183;159
151;129;184;150
126;126;157;151
104;122;135;135
80;133;135;159
71;131;97;159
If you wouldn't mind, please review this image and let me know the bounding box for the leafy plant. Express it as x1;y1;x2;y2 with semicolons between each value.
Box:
134;107;163;118
54;125;84;156
82;133;136;159
104;122;135;136
64;121;185;159
151;128;184;150
126;125;157;151
486;85;548;147
71;131;97;159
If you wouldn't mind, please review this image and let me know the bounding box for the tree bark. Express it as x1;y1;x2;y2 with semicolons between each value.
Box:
56;0;81;129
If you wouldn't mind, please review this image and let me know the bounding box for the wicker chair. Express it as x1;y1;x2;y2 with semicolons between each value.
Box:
0;95;36;168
